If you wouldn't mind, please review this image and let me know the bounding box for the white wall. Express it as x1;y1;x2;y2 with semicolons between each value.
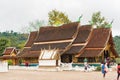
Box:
39;60;57;66
0;61;8;72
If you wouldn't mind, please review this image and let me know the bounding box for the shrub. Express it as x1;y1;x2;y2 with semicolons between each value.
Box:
18;59;22;65
96;66;101;71
7;60;13;65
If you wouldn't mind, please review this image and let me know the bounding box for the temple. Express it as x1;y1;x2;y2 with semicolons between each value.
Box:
0;47;18;65
18;22;118;66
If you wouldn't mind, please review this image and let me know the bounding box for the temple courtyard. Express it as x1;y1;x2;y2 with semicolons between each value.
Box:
0;69;118;80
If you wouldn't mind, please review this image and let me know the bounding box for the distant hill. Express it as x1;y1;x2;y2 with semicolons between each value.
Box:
0;31;28;50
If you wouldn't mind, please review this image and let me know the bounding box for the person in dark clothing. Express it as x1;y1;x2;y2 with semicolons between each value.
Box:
25;61;29;67
106;57;110;68
117;63;120;80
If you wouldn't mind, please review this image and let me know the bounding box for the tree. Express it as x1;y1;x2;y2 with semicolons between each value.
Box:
0;38;10;55
89;11;112;28
28;20;45;31
17;41;26;49
114;36;120;56
21;20;45;33
0;31;28;50
48;9;71;26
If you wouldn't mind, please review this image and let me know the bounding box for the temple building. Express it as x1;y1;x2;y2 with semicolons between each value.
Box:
18;22;118;66
0;47;18;65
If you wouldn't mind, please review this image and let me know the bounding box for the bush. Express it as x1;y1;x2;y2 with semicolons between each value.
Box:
96;66;101;71
7;60;13;65
18;59;22;65
116;58;120;64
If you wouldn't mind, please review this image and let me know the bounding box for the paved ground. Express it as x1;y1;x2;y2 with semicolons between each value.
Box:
0;70;118;80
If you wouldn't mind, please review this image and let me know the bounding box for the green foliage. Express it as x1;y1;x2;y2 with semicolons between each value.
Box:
116;58;120;64
0;31;28;53
17;41;26;49
48;9;71;26
113;36;120;55
8;60;13;65
0;38;10;55
18;59;22;65
89;11;112;28
96;66;101;71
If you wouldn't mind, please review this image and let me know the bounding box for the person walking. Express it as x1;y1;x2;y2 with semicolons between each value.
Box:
117;63;120;80
101;62;107;78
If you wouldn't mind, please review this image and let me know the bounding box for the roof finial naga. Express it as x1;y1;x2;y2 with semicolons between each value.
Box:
78;14;83;23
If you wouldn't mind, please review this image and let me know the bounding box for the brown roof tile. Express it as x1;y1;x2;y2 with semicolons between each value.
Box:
86;28;110;48
64;25;92;55
17;48;30;57
3;47;16;55
25;31;38;47
31;42;70;51
20;51;40;58
35;22;79;42
64;46;83;54
73;25;92;44
80;49;103;57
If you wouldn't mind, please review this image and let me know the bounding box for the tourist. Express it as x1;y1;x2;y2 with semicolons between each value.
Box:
106;57;110;68
84;58;88;71
117;63;120;80
84;62;90;72
84;62;87;71
25;61;29;67
101;62;108;78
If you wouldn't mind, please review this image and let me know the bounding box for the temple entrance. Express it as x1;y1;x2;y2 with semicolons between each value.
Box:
104;50;110;59
61;54;72;63
38;49;60;67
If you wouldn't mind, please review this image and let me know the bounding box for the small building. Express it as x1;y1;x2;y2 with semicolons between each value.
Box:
0;47;18;65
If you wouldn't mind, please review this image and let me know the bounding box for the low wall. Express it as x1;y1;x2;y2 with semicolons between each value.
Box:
72;63;101;67
0;61;8;72
39;60;57;66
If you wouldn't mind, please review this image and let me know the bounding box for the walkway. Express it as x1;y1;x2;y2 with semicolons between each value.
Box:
0;70;117;80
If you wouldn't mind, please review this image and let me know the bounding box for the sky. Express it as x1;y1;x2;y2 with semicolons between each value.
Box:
0;0;120;36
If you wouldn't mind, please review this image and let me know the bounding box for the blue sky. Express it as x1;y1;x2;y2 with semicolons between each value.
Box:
0;0;120;36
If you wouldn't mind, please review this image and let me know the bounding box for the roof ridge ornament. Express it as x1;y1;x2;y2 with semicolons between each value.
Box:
78;15;83;23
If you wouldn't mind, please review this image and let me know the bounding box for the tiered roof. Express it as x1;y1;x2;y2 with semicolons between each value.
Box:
19;22;118;58
76;28;118;57
18;31;38;57
64;25;92;54
31;22;79;51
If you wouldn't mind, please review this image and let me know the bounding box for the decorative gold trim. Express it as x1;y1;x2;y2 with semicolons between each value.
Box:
85;48;103;50
72;43;87;46
34;39;72;44
24;47;31;48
